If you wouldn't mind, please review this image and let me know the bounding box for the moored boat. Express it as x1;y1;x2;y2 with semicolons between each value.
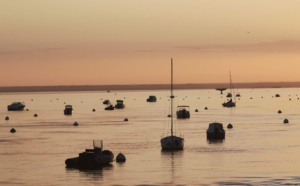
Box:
206;122;225;140
147;95;157;102
64;105;73;115
65;140;114;169
7;102;25;111
115;100;125;109
176;105;190;119
161;59;184;151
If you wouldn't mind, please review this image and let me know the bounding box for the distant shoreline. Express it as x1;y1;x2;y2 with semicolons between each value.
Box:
0;82;299;93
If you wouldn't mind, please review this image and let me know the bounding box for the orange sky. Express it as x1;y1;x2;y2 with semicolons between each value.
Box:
1;1;300;86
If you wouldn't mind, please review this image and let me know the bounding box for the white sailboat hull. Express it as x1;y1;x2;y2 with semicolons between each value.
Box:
161;136;184;150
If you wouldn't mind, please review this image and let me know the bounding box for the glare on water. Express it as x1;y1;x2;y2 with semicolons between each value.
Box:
1;88;300;185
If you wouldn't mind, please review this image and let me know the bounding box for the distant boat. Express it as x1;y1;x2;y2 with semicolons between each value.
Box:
206;122;225;140
146;95;157;102
115;100;125;109
226;92;232;98
103;100;110;104
275;94;280;97
7;102;25;111
161;59;184;151
64;105;73;115
176;105;190;119
105;105;115;110
223;71;236;108
236;93;241;97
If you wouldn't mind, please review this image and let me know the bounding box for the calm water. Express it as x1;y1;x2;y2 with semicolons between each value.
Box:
1;88;300;185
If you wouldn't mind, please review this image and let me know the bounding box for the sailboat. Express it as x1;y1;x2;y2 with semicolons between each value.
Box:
222;71;236;108
161;59;184;150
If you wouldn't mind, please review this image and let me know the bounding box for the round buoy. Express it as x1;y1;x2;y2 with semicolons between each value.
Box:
283;119;289;124
73;122;78;126
195;109;198;112
5;116;9;121
167;114;171;117
92;109;96;112
227;123;233;129
34;113;38;117
10;128;16;133
278;110;282;114
124;118;128;122
116;153;126;163
26;109;29;111
204;107;208;110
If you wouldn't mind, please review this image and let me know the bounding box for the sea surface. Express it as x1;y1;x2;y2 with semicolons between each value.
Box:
1;88;300;185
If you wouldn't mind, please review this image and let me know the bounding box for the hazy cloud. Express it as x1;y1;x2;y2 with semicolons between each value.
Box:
177;40;300;53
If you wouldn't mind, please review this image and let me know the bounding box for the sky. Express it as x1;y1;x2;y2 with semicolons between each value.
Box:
1;0;300;86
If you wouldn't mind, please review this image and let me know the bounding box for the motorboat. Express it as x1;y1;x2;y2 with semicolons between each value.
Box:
146;95;157;102
7;102;25;111
105;105;115;110
226;92;232;98
65;140;114;169
64;105;73;115
103;100;110;104
206;122;225;140
115;100;125;109
161;59;184;151
176;105;190;119
222;99;236;108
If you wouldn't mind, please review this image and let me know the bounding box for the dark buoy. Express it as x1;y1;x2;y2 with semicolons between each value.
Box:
26;109;29;111
278;110;282;114
10;128;16;133
116;153;126;163
5;116;9;121
227;123;233;129
124;118;128;122
92;109;96;112
195;109;198;112
73;122;79;126
167;114;171;117
34;113;38;117
204;107;208;110
283;119;289;124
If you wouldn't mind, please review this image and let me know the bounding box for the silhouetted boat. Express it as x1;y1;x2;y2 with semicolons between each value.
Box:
161;59;184;151
65;140;114;169
176;105;190;119
103;100;110;104
64;105;73;115
223;71;236;108
206;122;225;140
105;105;115;110
147;95;157;102
7;102;25;111
115;100;125;109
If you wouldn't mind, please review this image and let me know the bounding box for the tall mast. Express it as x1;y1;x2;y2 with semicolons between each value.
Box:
170;58;174;137
229;70;236;102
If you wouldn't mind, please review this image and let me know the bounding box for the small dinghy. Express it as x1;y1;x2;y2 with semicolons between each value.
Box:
65;140;114;169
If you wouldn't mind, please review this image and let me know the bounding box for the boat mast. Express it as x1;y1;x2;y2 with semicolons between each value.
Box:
229;70;236;102
170;58;174;137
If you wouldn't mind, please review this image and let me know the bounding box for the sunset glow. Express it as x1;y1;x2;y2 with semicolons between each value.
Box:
1;1;300;86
